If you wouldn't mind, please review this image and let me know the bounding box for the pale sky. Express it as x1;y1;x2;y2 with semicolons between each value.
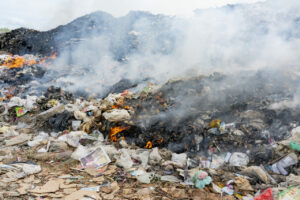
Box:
0;0;264;30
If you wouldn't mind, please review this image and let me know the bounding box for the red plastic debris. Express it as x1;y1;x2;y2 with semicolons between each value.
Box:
254;188;274;200
121;90;130;96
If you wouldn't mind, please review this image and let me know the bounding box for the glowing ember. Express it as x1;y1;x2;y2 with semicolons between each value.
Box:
110;126;129;142
145;141;152;149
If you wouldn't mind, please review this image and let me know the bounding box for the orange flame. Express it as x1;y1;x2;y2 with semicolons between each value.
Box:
1;53;57;69
157;139;163;144
111;105;120;109
38;56;47;65
49;52;57;60
110;126;129;142
145;141;152;149
1;56;36;69
110;97;131;109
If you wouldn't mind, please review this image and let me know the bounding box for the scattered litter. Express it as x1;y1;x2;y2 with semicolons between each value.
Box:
115;149;133;169
229;152;249;167
160;175;181;183
192;170;212;189
277;187;300;200
5;133;31;146
103;109;131;122
271;153;298;175
80;147;111;168
254;188;273;200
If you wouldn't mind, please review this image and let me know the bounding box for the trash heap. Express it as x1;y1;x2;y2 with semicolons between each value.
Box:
0;59;299;199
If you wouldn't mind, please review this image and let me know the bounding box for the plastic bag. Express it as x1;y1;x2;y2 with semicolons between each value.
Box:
192;170;212;189
254;188;273;200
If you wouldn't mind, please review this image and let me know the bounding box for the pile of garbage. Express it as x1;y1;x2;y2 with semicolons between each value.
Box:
0;61;299;199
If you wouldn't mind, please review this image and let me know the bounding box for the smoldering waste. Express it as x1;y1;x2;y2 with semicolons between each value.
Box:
0;5;300;199
0;54;299;199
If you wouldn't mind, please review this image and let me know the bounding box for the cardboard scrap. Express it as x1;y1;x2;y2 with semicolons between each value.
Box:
47;193;65;198
103;165;117;175
92;176;105;183
110;181;120;195
17;183;31;195
85;167;100;176
63;188;77;194
64;190;102;200
102;193;114;199
60;183;77;189
23;175;35;183
30;178;64;193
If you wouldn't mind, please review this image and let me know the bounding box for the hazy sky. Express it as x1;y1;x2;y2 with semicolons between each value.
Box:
0;0;263;30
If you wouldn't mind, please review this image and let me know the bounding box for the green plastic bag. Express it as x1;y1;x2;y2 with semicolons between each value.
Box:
192;171;212;189
290;142;300;151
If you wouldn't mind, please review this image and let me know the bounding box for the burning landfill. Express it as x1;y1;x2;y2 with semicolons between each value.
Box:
0;1;300;200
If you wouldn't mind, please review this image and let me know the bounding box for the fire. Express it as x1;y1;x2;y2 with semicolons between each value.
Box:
111;97;130;109
49;52;57;59
1;56;36;69
157;139;163;144
145;141;152;149
110;126;129;142
111;105;120;109
1;53;57;69
38;56;47;65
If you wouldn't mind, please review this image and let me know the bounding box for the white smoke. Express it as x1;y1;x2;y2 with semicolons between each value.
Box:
48;0;300;100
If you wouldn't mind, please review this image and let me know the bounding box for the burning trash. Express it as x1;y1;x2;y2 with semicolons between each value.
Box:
0;61;299;200
0;53;57;68
0;1;300;199
109;126;129;142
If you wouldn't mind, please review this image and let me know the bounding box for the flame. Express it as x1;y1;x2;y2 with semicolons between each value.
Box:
111;105;120;109
38;56;47;65
145;141;152;149
49;52;57;59
1;56;36;69
110;126;129;142
1;52;57;69
111;97;131;109
157;139;163;144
